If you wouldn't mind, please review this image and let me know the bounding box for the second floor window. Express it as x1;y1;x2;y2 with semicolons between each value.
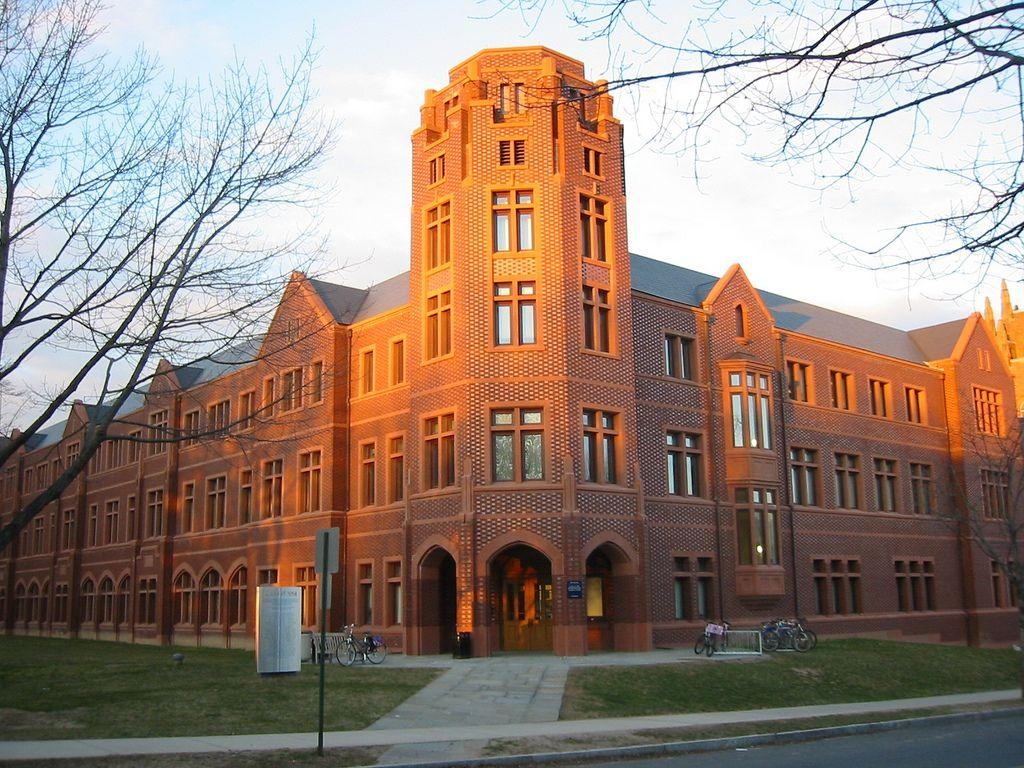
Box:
835;453;861;509
666;431;702;496
789;448;819;506
582;409;619;484
830;370;853;410
981;468;1009;519
905;386;925;424
492;190;533;251
580;194;608;261
491;407;544;482
262;459;283;518
300;450;322;513
282;368;303;411
873;458;898;512
424;414;456;490
360;443;376;507
664;334;695;380
582;284;611;353
206;476;226;529
728;370;772;449
426;290;452;359
148;410;168;455
910;462;933;515
426;201;451;269
787;360;810;402
494;281;536;346
208;400;230;436
869;378;891;418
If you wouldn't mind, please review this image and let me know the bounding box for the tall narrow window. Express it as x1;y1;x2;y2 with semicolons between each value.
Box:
360;442;376;507
787;360;810;402
582;284;611;352
206;476;226;529
834;453;860;509
789;448;819;506
428;153;446;184
261;459;283;518
583;146;603;177
666;431;702;496
425;290;452;359
426;201;451;269
490;407;545;482
493;281;537;346
103;500;119;544
580;194;609;261
358;562;374;624
830;370;853;410
183;410;201;446
239;390;256;430
181;483;195;533
239;469;254;524
360;349;375;395
905;386;925;424
910;463;933;514
664;334;695;380
735;488;779;565
388;435;405;503
299;451;322;513
281;368;303;411
498;82;525;115
228;568;248;626
582;409;619;484
148;410;168;455
673;555;715;620
424;414;456;489
734;304;746;338
386;560;403;625
199;570;222;626
296;565;317;627
492;190;534;251
146;489;163;537
869;378;891;418
728;370;773;449
207;400;230;436
262;377;277;417
390;339;405;385
172;572;195;625
309;361;324;403
873;458;898;512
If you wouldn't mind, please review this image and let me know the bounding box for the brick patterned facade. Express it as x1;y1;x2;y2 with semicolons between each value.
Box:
0;47;1017;655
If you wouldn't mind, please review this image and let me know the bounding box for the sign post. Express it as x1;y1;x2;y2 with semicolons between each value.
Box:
315;527;340;755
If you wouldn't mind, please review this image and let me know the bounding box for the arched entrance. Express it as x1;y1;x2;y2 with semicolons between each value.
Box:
586;548;614;651
491;545;552;652
417;548;457;654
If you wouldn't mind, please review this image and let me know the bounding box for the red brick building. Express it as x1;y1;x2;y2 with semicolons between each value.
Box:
1;47;1018;655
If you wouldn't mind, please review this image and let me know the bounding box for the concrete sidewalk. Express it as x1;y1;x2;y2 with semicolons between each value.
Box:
0;649;1019;764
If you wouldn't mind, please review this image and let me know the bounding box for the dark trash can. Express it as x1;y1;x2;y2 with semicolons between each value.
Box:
453;631;472;659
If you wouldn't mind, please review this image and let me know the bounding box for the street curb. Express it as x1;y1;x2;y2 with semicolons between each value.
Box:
376;706;1024;768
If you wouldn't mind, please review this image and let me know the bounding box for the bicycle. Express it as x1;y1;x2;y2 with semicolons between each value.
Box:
760;618;812;652
693;621;729;656
337;624;388;665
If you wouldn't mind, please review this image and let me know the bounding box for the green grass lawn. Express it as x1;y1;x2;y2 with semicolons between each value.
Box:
0;636;439;741
562;638;1020;719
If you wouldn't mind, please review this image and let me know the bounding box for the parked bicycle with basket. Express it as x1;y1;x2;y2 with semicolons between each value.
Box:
693;620;730;656
337;624;388;665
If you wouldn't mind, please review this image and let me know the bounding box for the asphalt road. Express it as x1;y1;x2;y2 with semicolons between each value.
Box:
573;712;1024;768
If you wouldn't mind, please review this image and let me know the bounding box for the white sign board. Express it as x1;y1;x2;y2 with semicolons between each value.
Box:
255;585;302;675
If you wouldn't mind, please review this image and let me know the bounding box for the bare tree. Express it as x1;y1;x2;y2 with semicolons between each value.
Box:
950;424;1024;691
500;0;1024;277
0;0;334;552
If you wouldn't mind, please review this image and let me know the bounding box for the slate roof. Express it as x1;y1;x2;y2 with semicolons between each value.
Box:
630;253;957;364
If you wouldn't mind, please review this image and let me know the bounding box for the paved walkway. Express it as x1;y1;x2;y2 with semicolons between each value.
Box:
0;649;1019;764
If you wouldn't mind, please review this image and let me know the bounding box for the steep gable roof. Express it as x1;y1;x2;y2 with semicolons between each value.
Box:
308;278;370;324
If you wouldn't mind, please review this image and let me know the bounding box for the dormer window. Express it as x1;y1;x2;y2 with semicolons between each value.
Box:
735;304;747;338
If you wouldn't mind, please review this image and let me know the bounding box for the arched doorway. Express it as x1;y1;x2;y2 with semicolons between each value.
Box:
418;548;457;654
585;549;614;650
492;545;552;652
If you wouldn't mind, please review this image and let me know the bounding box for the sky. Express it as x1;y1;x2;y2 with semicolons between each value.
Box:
98;0;1020;332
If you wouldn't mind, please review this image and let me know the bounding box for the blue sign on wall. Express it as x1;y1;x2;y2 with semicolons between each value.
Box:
567;580;583;599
